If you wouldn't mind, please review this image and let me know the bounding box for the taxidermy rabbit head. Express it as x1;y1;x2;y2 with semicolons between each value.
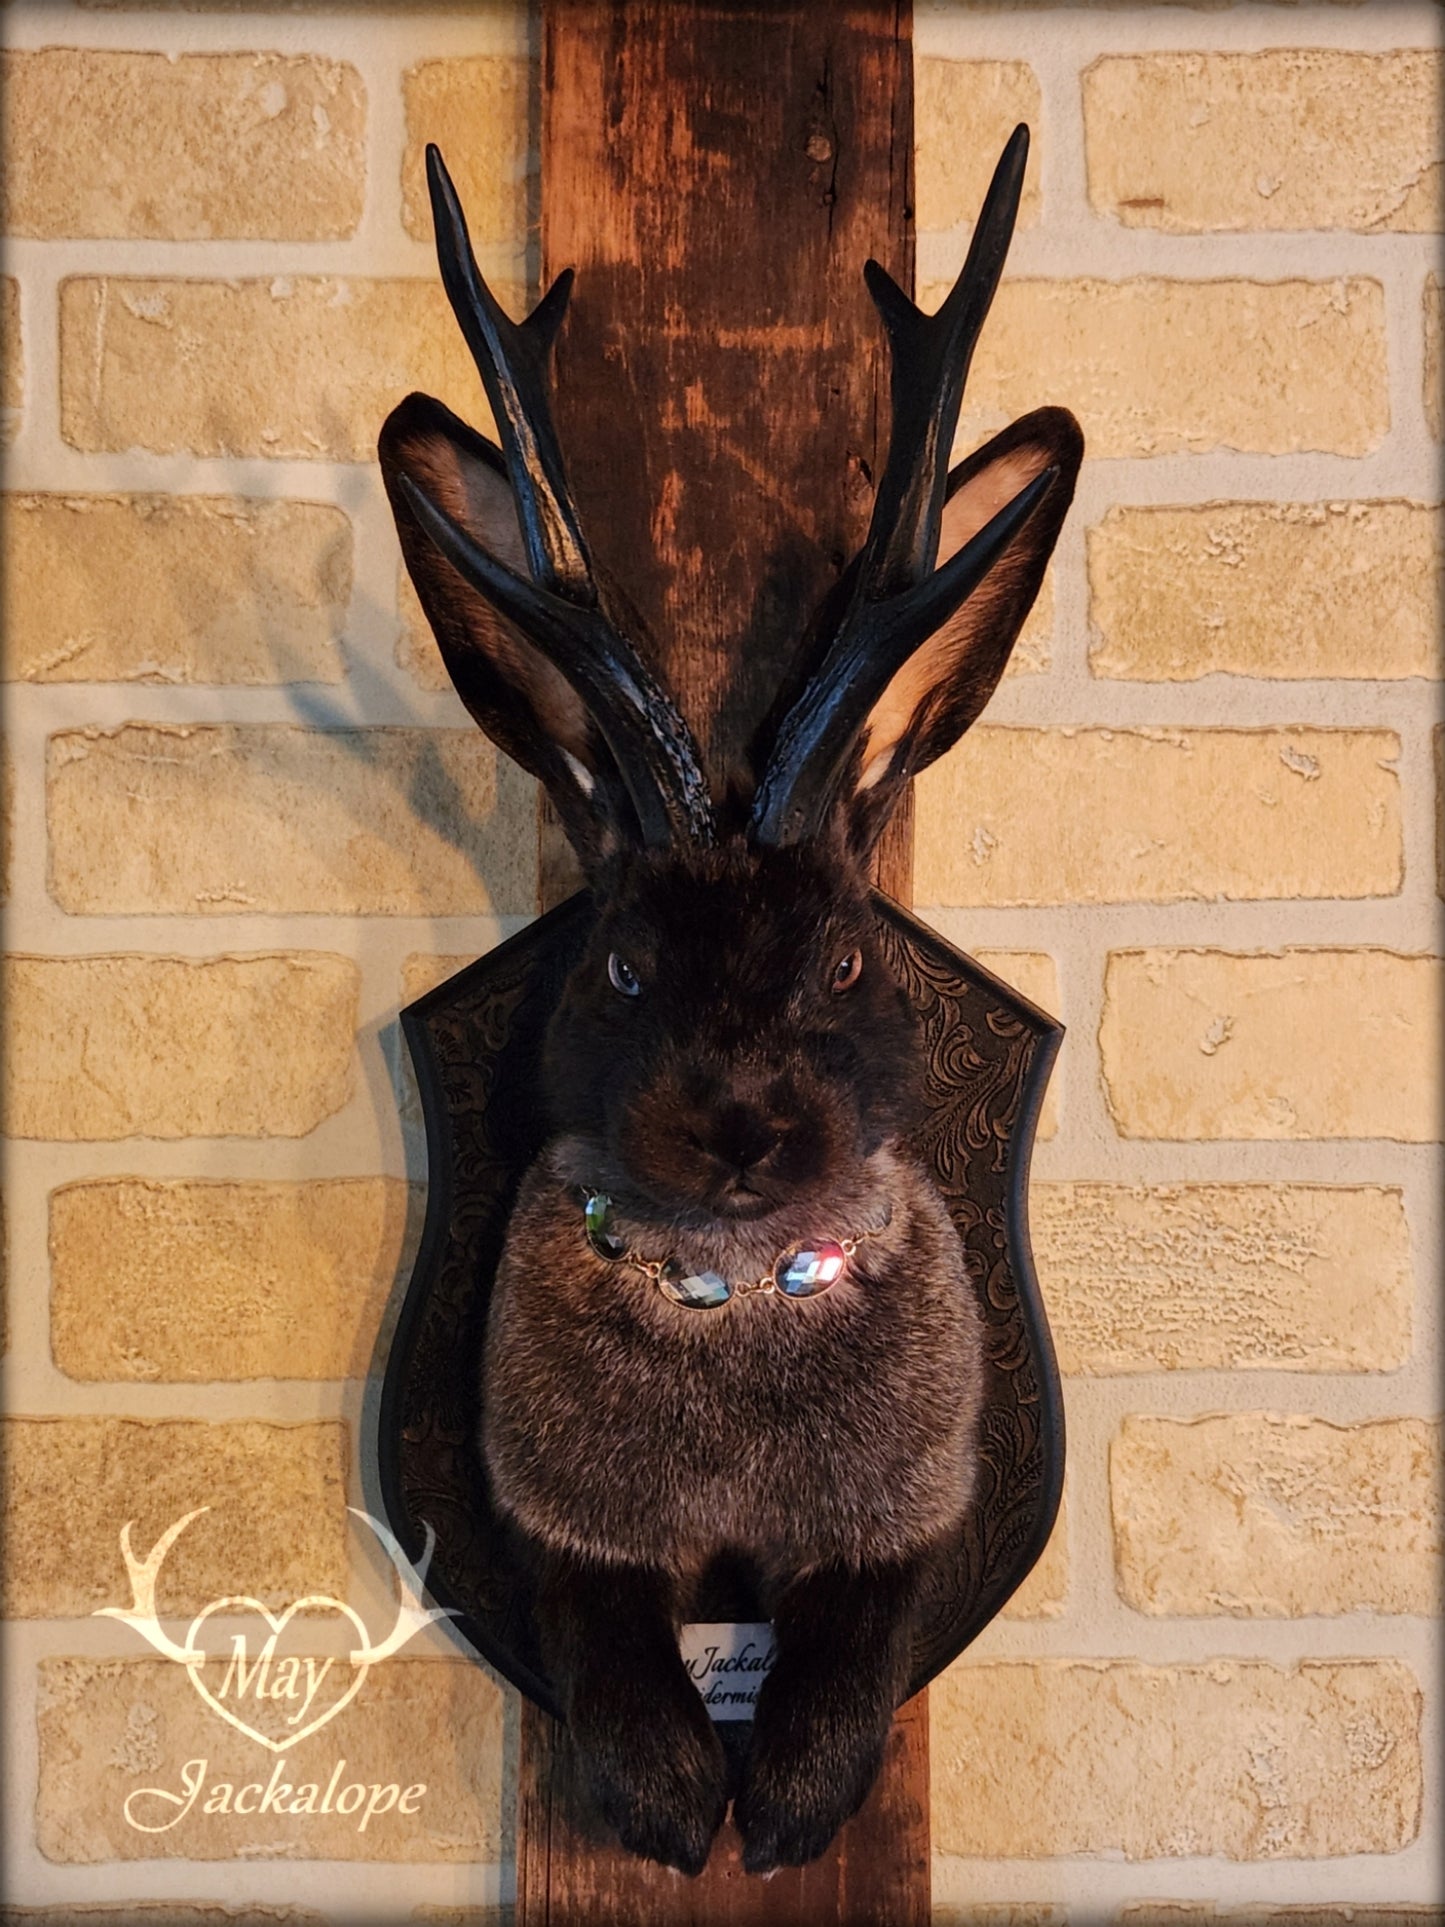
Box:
381;130;1081;1236
381;123;1081;1879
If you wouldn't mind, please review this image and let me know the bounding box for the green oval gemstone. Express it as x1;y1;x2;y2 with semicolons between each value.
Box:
656;1261;732;1310
583;1191;628;1263
775;1240;847;1298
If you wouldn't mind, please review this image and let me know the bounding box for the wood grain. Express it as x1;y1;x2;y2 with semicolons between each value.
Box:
543;0;913;791
523;4;926;1918
516;1691;929;1925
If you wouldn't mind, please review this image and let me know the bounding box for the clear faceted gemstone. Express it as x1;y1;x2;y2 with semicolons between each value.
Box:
775;1240;848;1297
584;1191;628;1263
657;1261;732;1310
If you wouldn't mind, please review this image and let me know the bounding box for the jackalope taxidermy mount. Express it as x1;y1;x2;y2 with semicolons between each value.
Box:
380;125;1081;1876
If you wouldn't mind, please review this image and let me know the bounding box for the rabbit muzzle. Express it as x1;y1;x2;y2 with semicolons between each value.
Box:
617;1054;852;1221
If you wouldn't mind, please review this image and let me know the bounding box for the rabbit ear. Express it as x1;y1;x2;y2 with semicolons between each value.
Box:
844;404;1082;855
380;146;715;868
381;392;631;869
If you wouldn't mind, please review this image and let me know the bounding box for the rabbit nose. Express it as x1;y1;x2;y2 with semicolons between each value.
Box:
700;1102;783;1175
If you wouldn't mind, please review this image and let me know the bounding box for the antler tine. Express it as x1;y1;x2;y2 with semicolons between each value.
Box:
857;122;1030;602
407;146;716;850
347;1509;457;1663
751;125;1041;848
93;1508;209;1662
427;144;594;604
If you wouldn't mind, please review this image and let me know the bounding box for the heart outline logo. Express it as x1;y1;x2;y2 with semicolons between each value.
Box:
94;1507;458;1752
183;1593;373;1754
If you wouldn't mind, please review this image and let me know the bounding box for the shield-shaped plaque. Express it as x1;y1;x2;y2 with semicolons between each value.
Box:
374;888;1063;1715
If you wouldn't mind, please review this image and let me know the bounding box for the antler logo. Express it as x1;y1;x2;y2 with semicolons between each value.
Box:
95;1507;456;1753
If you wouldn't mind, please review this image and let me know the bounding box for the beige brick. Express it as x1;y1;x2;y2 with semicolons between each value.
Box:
51;1179;415;1382
48;723;536;916
4;494;350;684
68;0;475;5
1034;1183;1411;1375
36;1656;504;1863
932;1912;1065;1927
70;0;473;7
1;734;10;904
1001;1492;1066;1619
1112;1415;1443;1618
1084;51;1442;234
1;1418;346;1617
402;953;476;1006
1;273;20;444
2;49;364;240
925;278;1388;460
915;60;1042;231
0;1911;325;1926
1;952;357;1140
59;278;501;462
411;1914;511;1927
67;0;479;7
1008;566;1051;677
1088;502;1442;682
402;57;534;245
1100;949;1442;1141
933;1659;1421;1858
397;564;450;693
974;949;1059;1140
411;1913;511;1927
1428;275;1443;441
410;1914;511;1927
1119;1909;1445;1925
916;728;1401;907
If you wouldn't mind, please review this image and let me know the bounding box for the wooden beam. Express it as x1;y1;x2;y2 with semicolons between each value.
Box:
543;0;913;779
522;4;925;1917
516;1690;928;1925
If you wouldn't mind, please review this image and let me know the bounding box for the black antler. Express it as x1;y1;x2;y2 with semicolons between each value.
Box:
751;125;1057;848
400;145;715;850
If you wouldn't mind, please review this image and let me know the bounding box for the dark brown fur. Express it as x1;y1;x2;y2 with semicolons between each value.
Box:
380;151;1082;1873
472;835;988;1873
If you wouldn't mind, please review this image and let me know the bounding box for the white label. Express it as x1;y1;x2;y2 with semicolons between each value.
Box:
678;1621;776;1721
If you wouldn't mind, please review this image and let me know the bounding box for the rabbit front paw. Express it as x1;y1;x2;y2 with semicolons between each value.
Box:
734;1691;891;1873
572;1682;729;1876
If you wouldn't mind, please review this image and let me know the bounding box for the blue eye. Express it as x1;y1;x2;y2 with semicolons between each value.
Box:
608;952;641;998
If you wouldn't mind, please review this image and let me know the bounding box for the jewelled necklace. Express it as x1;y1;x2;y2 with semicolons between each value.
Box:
581;1189;890;1311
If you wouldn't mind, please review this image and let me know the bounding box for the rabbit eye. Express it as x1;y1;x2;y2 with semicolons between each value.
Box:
607;952;642;998
830;949;863;994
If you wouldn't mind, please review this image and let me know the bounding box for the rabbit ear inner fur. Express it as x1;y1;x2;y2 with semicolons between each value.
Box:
843;404;1083;857
381;393;636;869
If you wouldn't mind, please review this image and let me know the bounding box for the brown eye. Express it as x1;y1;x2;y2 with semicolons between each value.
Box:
831;949;863;994
608;952;641;998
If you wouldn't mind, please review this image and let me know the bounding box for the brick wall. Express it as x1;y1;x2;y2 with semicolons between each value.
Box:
1;3;1439;1921
913;8;1442;1920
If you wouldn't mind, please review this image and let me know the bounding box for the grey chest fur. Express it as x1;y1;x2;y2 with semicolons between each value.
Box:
482;1146;985;1576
